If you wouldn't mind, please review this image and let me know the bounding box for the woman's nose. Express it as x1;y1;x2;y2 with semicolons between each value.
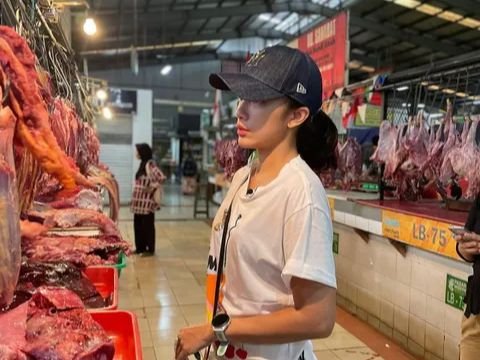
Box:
236;99;247;120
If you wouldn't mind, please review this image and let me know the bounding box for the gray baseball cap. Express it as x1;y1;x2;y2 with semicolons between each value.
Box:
209;45;323;115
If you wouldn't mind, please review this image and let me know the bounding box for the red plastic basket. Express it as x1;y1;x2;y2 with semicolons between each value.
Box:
83;267;119;311
91;310;143;360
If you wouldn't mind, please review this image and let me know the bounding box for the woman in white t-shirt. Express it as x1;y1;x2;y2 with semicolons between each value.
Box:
175;45;338;360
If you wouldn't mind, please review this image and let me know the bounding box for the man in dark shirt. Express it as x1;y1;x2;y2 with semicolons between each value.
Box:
456;195;480;360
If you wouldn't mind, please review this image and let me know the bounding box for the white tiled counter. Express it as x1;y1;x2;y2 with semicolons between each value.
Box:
327;191;472;360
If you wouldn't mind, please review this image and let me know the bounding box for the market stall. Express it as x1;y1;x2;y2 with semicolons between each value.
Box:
328;51;480;360
0;1;140;359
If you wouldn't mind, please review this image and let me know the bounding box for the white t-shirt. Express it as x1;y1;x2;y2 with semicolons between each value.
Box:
206;156;336;360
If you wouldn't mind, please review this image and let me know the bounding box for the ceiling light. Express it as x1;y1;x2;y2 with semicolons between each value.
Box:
83;17;97;36
259;14;282;24
359;65;375;73
160;64;172;76
442;88;455;94
437;11;463;22
420;81;429;86
416;4;442;15
393;0;420;9
396;86;409;92
102;106;113;120
402;102;412;107
348;60;362;69
417;103;425;108
96;89;108;101
456;92;468;97
458;17;480;28
428;84;440;90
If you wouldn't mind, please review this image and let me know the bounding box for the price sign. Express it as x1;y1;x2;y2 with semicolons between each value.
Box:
445;274;467;310
382;210;459;259
328;198;335;218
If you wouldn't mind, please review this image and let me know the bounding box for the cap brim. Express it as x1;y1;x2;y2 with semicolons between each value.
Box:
209;73;283;102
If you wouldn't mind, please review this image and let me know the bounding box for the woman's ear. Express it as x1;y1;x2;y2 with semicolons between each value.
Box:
287;106;310;129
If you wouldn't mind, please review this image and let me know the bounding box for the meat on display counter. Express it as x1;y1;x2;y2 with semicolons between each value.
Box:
327;189;471;360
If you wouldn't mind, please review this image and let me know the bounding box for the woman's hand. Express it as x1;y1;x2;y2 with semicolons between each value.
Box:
457;232;480;262
175;324;214;360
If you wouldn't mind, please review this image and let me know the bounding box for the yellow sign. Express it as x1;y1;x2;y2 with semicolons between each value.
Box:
382;210;459;260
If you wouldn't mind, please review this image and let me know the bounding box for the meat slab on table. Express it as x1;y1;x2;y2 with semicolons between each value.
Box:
22;235;130;267
0;287;115;360
28;208;121;238
3;261;107;312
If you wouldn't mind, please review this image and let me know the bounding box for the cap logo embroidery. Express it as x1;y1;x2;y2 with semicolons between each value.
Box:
246;50;266;67
296;83;307;94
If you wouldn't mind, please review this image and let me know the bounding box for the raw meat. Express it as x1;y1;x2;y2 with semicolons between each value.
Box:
215;139;248;180
0;95;21;308
372;117;428;200
0;344;27;359
338;137;362;190
0;301;28;357
22;235;130;267
0;26;92;191
50;98;81;160
29;208;121;238
47;189;102;211
0;287;114;360
3;261;107;311
371;120;399;176
441;120;480;199
87;165;120;222
77;123;100;173
19;220;49;239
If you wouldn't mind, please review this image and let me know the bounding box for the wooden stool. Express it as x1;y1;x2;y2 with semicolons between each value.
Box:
194;182;210;218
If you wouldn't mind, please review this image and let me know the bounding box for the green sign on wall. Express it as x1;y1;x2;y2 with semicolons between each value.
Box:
354;104;382;127
333;232;339;254
445;274;467;311
360;182;379;192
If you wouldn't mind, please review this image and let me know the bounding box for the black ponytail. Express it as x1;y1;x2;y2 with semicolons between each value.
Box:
288;99;338;172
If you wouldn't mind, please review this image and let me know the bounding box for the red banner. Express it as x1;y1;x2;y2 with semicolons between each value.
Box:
296;12;348;100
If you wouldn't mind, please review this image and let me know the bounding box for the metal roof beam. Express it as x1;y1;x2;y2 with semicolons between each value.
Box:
432;0;480;14
349;15;468;55
80;29;290;56
76;2;318;21
292;2;470;56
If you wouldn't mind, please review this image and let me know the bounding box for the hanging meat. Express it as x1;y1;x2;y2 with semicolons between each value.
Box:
371;120;398;166
87;165;120;222
338;137;362;191
215;139;248;180
372;115;430;200
0;26;93;197
0;94;21;309
440;119;480;199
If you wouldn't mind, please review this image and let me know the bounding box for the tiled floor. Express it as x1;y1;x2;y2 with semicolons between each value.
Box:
117;186;417;360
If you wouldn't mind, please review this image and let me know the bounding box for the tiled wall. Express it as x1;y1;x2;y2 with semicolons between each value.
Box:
334;223;472;360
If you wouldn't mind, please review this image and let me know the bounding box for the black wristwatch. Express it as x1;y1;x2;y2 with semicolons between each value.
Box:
212;313;231;357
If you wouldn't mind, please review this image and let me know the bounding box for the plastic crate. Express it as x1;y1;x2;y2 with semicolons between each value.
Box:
83;267;118;311
91;311;143;360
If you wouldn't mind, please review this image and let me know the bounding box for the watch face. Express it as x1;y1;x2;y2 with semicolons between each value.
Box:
212;313;230;327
